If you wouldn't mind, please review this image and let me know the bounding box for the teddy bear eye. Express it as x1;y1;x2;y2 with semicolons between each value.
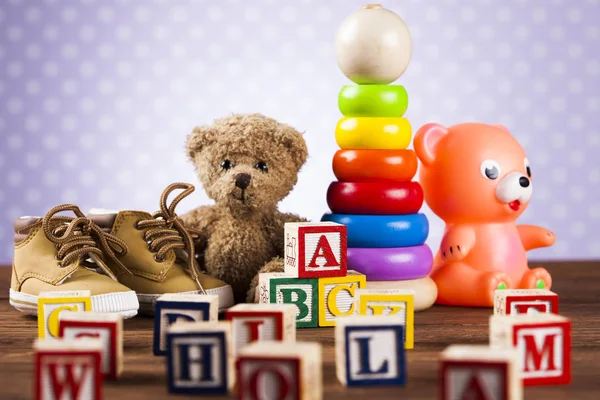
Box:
254;161;268;173
220;160;232;170
480;159;501;180
524;157;531;178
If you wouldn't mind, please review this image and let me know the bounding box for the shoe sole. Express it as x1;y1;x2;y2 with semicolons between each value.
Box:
137;285;235;315
9;289;140;319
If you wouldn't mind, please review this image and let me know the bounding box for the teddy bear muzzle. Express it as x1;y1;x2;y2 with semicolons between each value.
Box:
495;171;532;211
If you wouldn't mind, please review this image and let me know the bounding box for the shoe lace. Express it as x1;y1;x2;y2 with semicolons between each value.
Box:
135;183;206;294
40;204;133;280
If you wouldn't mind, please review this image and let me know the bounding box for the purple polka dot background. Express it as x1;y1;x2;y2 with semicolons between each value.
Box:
0;0;598;263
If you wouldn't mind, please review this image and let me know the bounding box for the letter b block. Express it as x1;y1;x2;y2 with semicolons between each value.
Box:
284;222;347;278
490;313;571;386
335;316;406;386
166;321;233;395
258;273;318;328
153;294;219;355
318;271;366;327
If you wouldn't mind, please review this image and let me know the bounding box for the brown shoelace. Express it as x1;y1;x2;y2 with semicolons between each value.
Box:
135;183;206;294
38;204;132;280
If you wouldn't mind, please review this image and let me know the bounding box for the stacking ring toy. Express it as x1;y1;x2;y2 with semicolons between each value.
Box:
321;213;428;248
327;181;423;215
338;85;409;117
346;245;433;280
333;149;418;182
335;117;412;150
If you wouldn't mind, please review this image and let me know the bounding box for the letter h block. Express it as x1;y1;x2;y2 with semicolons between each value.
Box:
318;270;366;327
153;294;219;356
59;312;123;380
440;345;522;400
494;289;559;316
166;321;233;395
335;316;406;387
490;313;571;386
258;272;318;328
236;341;322;400
284;222;347;278
38;290;92;339
34;337;103;400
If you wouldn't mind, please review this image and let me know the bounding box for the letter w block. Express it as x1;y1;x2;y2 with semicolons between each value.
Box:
258;273;318;328
284;222;347;278
335;316;406;387
490;313;571;386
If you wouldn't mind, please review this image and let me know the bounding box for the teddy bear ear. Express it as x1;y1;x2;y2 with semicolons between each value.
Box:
492;124;511;134
186;125;216;160
414;123;449;167
279;125;308;170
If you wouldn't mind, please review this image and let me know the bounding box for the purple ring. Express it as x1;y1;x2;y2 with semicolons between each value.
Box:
347;245;433;281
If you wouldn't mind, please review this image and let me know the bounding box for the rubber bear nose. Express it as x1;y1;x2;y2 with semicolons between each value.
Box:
235;173;251;190
519;176;530;188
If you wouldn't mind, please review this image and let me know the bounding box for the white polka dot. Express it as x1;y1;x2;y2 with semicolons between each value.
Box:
61;80;78;95
7;170;23;186
207;43;223;59
443;25;458;41
477;25;495;40
424;80;440;94
7;61;23;77
568;149;585;166
496;7;511;22
497;42;512;58
442;97;459;112
549;97;566;112
460;7;476;22
116;97;132;111
586;61;599;76
567;115;584;131
80;61;96;77
62;152;78;168
116;25;131;41
570;186;585;201
425;6;440;22
567;79;584;94
481;97;496;112
425;45;440;60
550;133;566;148
79;134;95;149
25;116;41;132
207;5;224;22
589;168;600;184
43;170;60;187
514;61;530;76
97;116;114;131
44;134;59;149
43;97;61;114
61;188;79;204
79;170;96;187
497;79;512;94
532;43;546;59
98;152;115;168
61;116;77;131
98;79;115;94
589;204;600;219
7;98;23;114
43;62;59;77
79;26;96;42
43;25;59;41
62;7;78;22
478;61;495;76
567;8;583;23
280;42;296;58
568;44;583;58
551;204;567;219
98;44;114;58
460;44;475;59
297;25;314;40
279;6;296;23
552;241;569;257
26;189;41;205
514;26;530;40
585;26;599;41
533;115;548;129
7;26;23;42
98;6;115;23
25;44;41;59
25;6;42;22
570;222;585;237
587;97;599;112
532;7;546;23
550;26;565;40
116;170;132;186
117;134;133;148
552;168;567;184
316;6;332;22
7;134;24;150
135;7;150;23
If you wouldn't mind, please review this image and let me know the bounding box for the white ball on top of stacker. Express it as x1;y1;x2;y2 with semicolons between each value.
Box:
335;4;412;85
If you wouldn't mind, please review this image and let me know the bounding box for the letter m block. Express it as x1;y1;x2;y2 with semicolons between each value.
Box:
258;273;318;328
284;222;347;278
490;313;571;386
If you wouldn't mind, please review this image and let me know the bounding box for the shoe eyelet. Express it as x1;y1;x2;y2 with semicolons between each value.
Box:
154;255;165;263
147;241;155;252
134;221;142;230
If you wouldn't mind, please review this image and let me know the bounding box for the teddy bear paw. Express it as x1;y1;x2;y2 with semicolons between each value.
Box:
519;268;552;290
440;244;467;262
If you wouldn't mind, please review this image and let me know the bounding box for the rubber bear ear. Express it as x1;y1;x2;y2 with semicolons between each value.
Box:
414;123;448;167
492;124;511;134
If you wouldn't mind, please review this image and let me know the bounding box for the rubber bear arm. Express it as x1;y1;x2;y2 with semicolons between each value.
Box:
439;225;476;262
517;224;556;251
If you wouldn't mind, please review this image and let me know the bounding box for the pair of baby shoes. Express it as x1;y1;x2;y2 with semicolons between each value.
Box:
9;183;234;318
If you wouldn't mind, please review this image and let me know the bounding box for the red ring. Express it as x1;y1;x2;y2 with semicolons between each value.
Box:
327;181;424;215
333;149;418;182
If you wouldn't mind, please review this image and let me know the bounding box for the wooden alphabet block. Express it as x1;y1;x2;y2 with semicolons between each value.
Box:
284;222;347;278
166;321;233;395
37;290;92;339
236;341;322;400
335;316;406;386
318;270;366;327
494;289;559;316
225;303;296;356
258;272;318;328
490;313;571;386
59;312;123;380
354;289;414;349
440;345;522;400
34;337;103;400
153;293;219;355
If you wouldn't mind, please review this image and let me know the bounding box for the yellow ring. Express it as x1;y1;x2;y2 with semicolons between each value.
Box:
335;117;412;150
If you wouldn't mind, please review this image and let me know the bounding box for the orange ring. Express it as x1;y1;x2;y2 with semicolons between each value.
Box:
333;149;418;182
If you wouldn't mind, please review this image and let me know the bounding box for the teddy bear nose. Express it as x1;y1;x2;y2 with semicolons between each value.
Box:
519;176;530;188
235;173;251;190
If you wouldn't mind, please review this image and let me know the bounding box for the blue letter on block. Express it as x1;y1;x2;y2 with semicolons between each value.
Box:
345;325;406;386
153;301;212;356
167;332;228;394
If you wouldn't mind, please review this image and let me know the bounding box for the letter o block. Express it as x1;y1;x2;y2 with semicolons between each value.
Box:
318;271;366;327
258;273;318;328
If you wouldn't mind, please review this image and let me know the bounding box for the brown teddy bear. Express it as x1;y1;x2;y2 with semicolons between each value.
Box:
181;113;308;303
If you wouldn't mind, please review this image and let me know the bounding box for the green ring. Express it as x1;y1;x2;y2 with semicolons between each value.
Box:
338;85;409;117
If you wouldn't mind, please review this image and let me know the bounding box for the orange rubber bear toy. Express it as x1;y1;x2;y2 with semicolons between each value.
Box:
414;123;556;307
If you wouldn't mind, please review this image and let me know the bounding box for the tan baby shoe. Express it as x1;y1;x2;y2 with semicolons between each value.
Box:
10;205;140;318
89;183;234;314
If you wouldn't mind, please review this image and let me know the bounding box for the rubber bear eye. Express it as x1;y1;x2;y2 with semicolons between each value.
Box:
220;160;232;170
255;161;268;173
524;157;531;178
480;159;501;180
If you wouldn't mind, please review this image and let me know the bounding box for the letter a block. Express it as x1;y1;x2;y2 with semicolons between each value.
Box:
335;316;406;386
258;272;318;328
38;290;92;339
354;289;415;349
494;289;559;316
284;222;347;278
226;304;296;356
34;338;103;400
318;270;366;327
440;345;522;400
490;313;571;386
153;293;219;355
59;312;123;380
236;341;322;400
166;321;233;395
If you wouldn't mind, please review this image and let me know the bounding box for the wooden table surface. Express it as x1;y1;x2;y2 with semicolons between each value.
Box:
1;261;599;399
